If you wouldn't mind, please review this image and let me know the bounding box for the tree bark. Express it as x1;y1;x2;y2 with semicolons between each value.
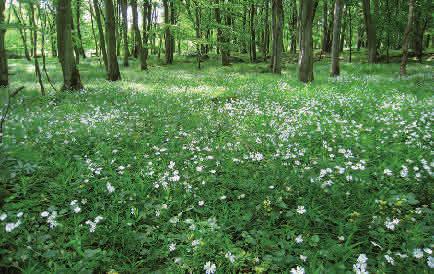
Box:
92;0;108;71
131;0;146;70
298;0;314;83
56;0;83;91
330;0;343;77
262;0;270;61
104;0;121;80
271;0;283;74
143;0;152;64
163;0;174;64
29;2;45;95
362;0;377;63
11;4;31;61
400;0;415;76
289;0;297;54
76;0;86;58
120;0;129;66
0;0;7;87
250;4;256;62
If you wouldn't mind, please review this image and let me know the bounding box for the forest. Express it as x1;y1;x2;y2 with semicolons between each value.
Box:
0;0;433;273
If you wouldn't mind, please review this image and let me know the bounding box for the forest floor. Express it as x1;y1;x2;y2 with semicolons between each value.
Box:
0;53;433;273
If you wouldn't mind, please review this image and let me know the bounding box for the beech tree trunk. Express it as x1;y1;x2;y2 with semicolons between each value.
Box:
250;4;256;62
298;0;314;83
163;0;174;64
104;0;121;80
289;0;297;54
362;0;377;63
143;0;151;64
29;2;45;95
400;0;415;76
131;0;146;70
92;0;108;71
120;0;129;67
271;0;283;74
76;0;86;58
330;0;343;77
11;4;31;61
56;0;83;91
0;0;7;87
263;0;270;61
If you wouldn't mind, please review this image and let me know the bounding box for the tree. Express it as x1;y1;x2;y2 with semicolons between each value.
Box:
215;0;230;66
92;0;108;71
330;0;343;77
270;0;283;74
131;0;146;70
56;0;83;91
298;0;315;83
362;0;377;63
400;0;415;76
29;1;45;95
163;0;174;64
76;0;86;59
0;0;7;87
104;0;121;81
249;3;256;62
120;0;129;67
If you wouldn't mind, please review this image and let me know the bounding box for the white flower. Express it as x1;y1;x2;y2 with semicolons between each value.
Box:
353;254;368;274
192;239;200;247
47;211;58;229
5;220;21;232
225;251;235;263
106;182;115;193
384;218;399;230
413;248;424;259
290;266;305;274
73;207;81;213
338;236;345;241
196;165;203;172
169;243;176;252
0;213;7;221
296;206;306;215
198;200;205;206
16;212;23;218
40;211;49;217
427;256;434;268
384;254;394;265
203;261;216;274
300;255;307;262
295;235;303;244
424;248;432;255
383;169;393;176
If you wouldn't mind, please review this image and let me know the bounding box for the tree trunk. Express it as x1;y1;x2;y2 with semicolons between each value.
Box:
92;0;108;71
120;0;129;66
400;0;415;76
362;0;377;63
298;0;314;83
104;0;121;80
321;0;328;53
131;0;146;70
56;0;83;91
250;4;256;62
330;0;343;77
271;0;283;74
215;0;230;66
0;0;7;87
29;2;45;95
163;0;174;64
76;0;86;58
88;0;99;57
11;4;31;61
289;0;297;54
143;0;152;64
263;0;270;61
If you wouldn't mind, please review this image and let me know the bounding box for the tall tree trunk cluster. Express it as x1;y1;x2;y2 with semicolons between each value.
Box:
104;0;121;80
163;0;175;65
298;0;315;83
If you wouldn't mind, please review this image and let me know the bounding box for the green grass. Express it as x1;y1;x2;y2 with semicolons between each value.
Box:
1;53;433;273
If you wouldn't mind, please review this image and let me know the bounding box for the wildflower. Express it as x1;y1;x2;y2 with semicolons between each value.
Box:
295;235;303;244
384;254;395;265
424;248;432;255
353;254;368;274
290;266;305;274
0;213;7;221
383;169;393;176
300;255;307;262
106;182;115;193
413;248;424;259
5;220;21;232
203;261;216;274
296;206;306;215
198;200;205;206
16;212;23;218
192;240;200;247
40;211;49;217
169;243;176;252
338;236;345;241
384;218;400;231
225;251;235;263
85;216;103;232
47;211;58;229
427;256;434;268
